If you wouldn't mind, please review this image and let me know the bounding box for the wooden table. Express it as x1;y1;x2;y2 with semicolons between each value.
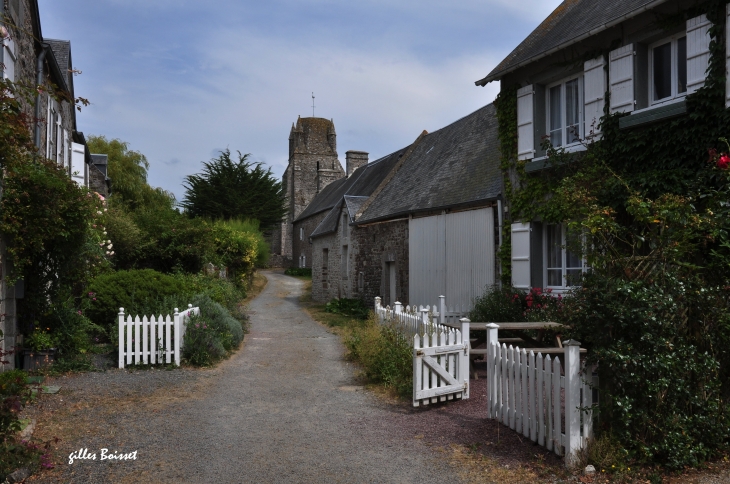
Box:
441;321;584;378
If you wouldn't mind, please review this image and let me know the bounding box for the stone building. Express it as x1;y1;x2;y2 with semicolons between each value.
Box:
269;116;348;266
306;104;502;309
1;0;105;369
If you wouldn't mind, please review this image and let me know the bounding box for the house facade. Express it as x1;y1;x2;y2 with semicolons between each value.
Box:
1;0;103;369
475;0;721;293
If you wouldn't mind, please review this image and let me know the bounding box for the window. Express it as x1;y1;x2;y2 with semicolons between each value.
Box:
3;37;15;83
547;77;582;148
341;212;349;239
544;224;584;288
322;248;328;269
299;227;303;241
341;245;349;279
650;34;687;104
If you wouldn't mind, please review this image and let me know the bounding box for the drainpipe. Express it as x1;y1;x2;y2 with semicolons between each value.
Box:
33;45;47;150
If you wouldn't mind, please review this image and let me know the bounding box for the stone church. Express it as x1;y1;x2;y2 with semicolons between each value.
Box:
270;116;364;266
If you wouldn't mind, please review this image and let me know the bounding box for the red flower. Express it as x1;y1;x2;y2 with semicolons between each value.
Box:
718;154;730;170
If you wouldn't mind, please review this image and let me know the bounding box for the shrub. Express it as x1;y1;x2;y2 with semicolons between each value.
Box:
0;370;31;441
562;272;730;469
325;298;369;320
284;267;312;277
85;269;186;335
469;285;562;323
182;314;226;366
345;314;412;397
182;295;245;365
170;272;246;314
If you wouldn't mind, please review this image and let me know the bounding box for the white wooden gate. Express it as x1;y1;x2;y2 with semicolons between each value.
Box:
118;305;199;368
375;297;470;406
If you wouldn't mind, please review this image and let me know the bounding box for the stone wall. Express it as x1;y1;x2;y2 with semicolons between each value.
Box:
292;210;327;269
351;219;409;308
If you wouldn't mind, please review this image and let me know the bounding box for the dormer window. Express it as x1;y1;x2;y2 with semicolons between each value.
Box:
650;35;687;104
547;76;582;148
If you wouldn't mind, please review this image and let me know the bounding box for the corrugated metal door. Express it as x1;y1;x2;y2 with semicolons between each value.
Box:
409;207;495;310
409;214;446;306
445;208;495;310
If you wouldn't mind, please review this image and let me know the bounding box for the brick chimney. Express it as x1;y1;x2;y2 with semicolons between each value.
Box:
345;151;368;177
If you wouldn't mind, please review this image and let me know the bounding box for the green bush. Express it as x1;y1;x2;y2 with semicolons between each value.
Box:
325;298;369;320
86;269;186;335
170;272;246;314
345;314;412;397
182;294;246;365
284;267;312;277
562;272;730;469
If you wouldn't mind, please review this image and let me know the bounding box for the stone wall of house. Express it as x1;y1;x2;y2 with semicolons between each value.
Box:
351;219;409;308
292;211;327;269
312;233;336;302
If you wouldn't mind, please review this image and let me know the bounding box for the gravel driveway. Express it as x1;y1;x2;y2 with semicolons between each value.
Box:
27;271;458;483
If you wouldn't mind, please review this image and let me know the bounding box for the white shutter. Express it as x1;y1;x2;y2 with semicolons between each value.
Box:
609;44;635;113
3;37;15;82
516;85;534;160
71;142;86;186
584;56;606;135
511;222;531;290
687;14;711;94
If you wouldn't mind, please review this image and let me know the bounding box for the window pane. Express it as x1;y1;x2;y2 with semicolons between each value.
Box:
549;85;562;147
565;79;580;143
677;36;687;94
548;269;563;286
565;230;582;269
653;42;672;101
546;224;562;270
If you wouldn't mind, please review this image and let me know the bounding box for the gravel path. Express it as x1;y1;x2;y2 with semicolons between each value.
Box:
27;271;457;483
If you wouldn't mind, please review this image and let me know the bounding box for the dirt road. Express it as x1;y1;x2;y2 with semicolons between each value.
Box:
30;271;455;483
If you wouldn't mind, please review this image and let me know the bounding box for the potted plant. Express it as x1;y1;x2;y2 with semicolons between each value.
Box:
23;328;57;370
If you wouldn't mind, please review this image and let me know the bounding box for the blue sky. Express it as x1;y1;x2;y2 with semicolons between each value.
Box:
38;0;562;201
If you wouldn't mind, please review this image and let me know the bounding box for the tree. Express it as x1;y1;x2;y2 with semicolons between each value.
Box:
181;149;286;229
86;135;174;210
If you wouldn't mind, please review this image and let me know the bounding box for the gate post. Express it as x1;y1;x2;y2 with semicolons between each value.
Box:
174;308;181;366
439;295;446;326
564;339;582;468
375;297;382;323
421;308;430;331
118;308;125;369
485;323;499;417
459;318;471;399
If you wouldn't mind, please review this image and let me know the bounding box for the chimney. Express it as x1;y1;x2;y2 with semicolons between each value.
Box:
345;151;368;177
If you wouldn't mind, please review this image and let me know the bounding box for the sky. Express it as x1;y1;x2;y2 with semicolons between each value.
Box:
38;0;562;201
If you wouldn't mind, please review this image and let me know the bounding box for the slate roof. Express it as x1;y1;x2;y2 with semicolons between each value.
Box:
45;39;72;94
356;103;501;224
476;0;665;85
295;146;409;223
306;146;410;238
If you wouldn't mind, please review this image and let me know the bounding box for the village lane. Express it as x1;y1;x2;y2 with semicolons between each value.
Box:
32;270;456;483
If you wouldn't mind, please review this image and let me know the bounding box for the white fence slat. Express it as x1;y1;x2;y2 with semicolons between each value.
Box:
545;354;554;452
118;308;125;369
508;345;516;430
521;348;529;437
134;316;141;364
142;316;149;364
515;347;522;431
413;334;421;407
553;356;563;456
535;353;545;447
501;344;509;426
529;351;536;442
447;330;455;401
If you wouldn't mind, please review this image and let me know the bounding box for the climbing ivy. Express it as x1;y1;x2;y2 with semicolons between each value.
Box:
495;0;730;468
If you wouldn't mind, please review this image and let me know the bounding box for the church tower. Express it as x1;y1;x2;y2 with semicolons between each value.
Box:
271;116;345;262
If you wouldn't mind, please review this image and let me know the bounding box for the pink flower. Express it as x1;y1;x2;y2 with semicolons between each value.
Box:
77;310;82;315
719;154;730;170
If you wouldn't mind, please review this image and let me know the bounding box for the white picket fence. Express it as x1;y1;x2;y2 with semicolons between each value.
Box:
375;297;471;407
118;305;200;368
485;324;595;467
374;295;469;336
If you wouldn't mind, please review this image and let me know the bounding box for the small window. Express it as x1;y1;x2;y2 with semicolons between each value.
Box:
322;248;328;269
342;212;349;239
547;76;582;148
342;245;349;278
650;35;687;104
544;224;584;288
299;227;303;241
